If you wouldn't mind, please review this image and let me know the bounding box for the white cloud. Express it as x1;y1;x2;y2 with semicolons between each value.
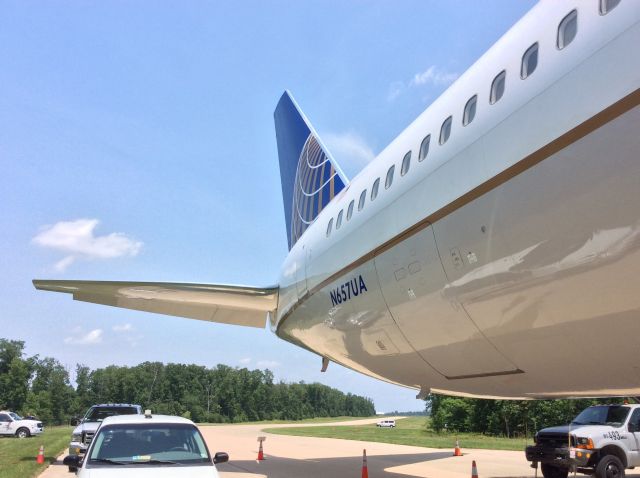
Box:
387;65;459;102
64;329;103;345
239;357;251;365
33;219;142;271
324;132;375;175
256;360;280;369
54;256;76;272
410;65;459;87
387;81;404;102
113;323;133;332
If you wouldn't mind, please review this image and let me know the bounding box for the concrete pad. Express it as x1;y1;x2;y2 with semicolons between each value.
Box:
38;450;71;478
203;420;531;478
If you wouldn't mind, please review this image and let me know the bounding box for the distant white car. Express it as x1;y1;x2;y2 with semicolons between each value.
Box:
0;411;44;438
63;411;228;477
376;419;396;428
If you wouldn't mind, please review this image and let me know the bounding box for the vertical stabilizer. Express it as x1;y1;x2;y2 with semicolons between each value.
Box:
274;91;348;250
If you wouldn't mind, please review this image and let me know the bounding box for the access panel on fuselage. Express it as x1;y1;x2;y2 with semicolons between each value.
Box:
277;258;439;389
374;225;519;379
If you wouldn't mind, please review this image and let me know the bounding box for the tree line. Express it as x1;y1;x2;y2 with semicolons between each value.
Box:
427;394;624;438
0;338;375;425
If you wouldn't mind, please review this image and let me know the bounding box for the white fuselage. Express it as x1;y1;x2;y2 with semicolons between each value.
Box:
272;0;640;399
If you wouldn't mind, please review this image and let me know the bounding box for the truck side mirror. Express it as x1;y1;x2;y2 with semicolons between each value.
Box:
213;452;229;464
63;455;81;471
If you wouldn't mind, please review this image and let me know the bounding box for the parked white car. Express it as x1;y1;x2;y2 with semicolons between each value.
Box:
376;419;396;428
0;411;44;438
63;411;228;477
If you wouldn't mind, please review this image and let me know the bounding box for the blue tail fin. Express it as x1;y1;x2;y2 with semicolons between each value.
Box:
274;91;348;250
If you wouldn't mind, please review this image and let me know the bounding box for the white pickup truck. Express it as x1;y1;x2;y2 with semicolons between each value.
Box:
0;411;44;438
69;403;142;460
526;404;640;478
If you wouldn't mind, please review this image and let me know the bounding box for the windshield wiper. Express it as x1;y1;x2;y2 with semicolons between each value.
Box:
571;421;585;425
130;459;181;465
92;458;127;465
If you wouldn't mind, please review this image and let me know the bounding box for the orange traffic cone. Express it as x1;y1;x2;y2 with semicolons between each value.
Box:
453;439;462;456
257;441;264;461
361;449;369;478
471;460;479;478
36;445;45;464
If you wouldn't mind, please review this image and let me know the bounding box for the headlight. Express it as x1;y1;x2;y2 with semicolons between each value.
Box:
576;437;594;449
534;432;538;444
72;433;82;442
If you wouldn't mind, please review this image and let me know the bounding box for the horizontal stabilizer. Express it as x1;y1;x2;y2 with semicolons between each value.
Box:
33;280;279;328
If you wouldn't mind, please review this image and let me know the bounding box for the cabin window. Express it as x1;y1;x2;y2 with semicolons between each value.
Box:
521;43;539;79
336;210;344;229
400;151;411;176
439;116;452;145
418;135;430;161
463;95;477;126
385;165;395;189
358;189;367;211
371;178;380;201
490;70;506;104
557;10;577;49
347;199;355;221
326;218;333;237
600;0;621;15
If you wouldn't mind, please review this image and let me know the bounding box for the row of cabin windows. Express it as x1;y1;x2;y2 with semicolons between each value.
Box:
326;0;620;239
327;159;402;236
437;6;584;146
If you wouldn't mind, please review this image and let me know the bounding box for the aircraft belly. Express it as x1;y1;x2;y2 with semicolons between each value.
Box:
432;103;640;396
373;226;520;379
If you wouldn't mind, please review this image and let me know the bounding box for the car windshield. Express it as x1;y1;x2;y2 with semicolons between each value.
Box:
85;407;139;422
88;423;211;466
572;406;630;426
9;412;22;420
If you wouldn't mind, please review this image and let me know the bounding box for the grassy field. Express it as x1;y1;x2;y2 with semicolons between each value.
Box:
0;426;71;478
264;417;531;451
199;416;376;426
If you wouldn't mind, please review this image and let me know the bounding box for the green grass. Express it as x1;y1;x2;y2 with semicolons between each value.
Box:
198;416;376;426
0;426;71;478
264;417;531;451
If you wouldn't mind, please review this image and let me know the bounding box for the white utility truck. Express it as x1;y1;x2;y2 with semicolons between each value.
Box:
526;404;640;478
0;411;44;438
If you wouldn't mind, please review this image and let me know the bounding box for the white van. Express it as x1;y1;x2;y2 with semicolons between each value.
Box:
376;419;396;428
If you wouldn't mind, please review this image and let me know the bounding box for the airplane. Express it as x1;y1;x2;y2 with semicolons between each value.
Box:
34;0;640;399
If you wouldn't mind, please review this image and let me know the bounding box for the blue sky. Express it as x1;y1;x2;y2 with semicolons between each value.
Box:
1;1;536;412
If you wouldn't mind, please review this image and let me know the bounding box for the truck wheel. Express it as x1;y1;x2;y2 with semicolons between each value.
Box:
541;463;569;478
595;454;625;478
15;428;30;438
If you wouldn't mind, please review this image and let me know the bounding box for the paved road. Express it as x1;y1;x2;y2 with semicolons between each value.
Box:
37;417;640;478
